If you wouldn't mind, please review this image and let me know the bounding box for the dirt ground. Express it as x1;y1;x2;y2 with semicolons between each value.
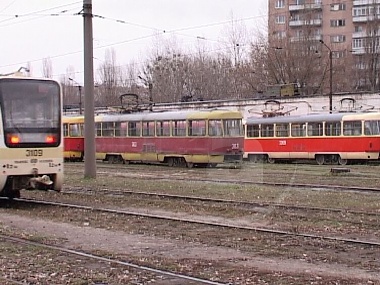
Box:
1;211;380;284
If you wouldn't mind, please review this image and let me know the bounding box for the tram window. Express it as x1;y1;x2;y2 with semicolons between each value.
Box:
291;123;306;137
95;123;102;137
156;121;170;136
325;121;341;136
102;122;115;137
307;122;323;136
128;121;141;136
69;124;82;137
172;120;186;136
64;124;69;137
117;122;127;137
261;124;274;137
142;121;155;137
275;123;289;137
246;124;260;138
209;120;222;136
343;121;361;136
364;120;380;135
188;120;206;136
224;119;242;136
116;122;128;137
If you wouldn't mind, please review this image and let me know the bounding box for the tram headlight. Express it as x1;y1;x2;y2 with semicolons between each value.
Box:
7;134;20;144
45;134;57;143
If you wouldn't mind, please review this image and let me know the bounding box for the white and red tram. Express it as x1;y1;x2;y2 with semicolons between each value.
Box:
0;76;63;198
64;109;244;167
245;112;380;165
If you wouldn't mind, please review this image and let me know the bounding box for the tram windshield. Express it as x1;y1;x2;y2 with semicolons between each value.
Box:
0;78;61;147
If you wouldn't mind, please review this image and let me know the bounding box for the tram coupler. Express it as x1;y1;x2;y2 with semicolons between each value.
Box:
27;175;54;190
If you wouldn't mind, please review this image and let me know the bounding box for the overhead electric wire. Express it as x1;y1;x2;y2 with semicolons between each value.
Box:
0;2;266;77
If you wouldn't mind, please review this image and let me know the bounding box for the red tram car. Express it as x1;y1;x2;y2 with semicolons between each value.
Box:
64;109;244;167
244;112;380;165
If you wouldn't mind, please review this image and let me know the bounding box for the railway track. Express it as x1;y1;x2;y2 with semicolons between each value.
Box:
0;233;227;285
65;186;380;218
65;162;380;194
14;198;380;248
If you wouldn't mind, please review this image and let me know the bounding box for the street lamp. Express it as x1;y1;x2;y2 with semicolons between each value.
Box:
319;40;333;113
69;78;82;115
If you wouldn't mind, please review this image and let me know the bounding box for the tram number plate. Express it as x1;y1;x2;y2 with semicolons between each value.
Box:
26;149;43;157
279;140;287;146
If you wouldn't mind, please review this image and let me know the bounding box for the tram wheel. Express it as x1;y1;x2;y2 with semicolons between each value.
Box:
338;157;348;165
315;155;325;165
267;157;275;164
167;158;174;167
179;157;187;167
249;155;260;163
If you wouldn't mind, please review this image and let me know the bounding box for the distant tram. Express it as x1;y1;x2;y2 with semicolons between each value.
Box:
0;76;63;198
245;112;380;165
64;109;244;167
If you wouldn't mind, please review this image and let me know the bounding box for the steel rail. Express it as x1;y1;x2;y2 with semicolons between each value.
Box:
64;187;380;217
0;234;228;285
16;198;380;248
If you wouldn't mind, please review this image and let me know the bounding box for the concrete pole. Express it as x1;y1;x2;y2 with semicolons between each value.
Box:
329;50;333;114
319;40;333;114
83;0;96;178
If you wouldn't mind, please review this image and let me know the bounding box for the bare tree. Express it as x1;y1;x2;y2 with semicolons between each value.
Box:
97;48;121;106
42;57;53;78
61;65;78;108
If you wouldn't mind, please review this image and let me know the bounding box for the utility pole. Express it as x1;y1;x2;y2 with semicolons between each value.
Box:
319;40;333;114
83;0;96;178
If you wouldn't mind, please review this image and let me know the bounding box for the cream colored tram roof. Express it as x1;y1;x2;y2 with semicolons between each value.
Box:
63;116;85;124
99;109;242;122
246;112;380;125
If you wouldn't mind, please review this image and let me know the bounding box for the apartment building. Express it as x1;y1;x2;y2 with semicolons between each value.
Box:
268;0;380;91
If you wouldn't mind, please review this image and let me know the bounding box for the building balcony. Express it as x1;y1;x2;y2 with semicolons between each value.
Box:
353;0;380;6
351;47;366;54
352;31;367;38
289;19;322;27
353;15;380;22
290;35;322;42
289;3;322;11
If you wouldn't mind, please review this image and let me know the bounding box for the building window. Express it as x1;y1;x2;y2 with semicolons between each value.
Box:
330;19;345;27
353;38;364;48
333;51;346;59
353;7;368;17
275;0;285;8
355;26;363;33
331;35;346;43
330;3;346;11
275;31;286;39
276;15;286;24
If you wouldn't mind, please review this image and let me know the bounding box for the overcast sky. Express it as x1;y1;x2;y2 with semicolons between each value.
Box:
0;0;267;82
